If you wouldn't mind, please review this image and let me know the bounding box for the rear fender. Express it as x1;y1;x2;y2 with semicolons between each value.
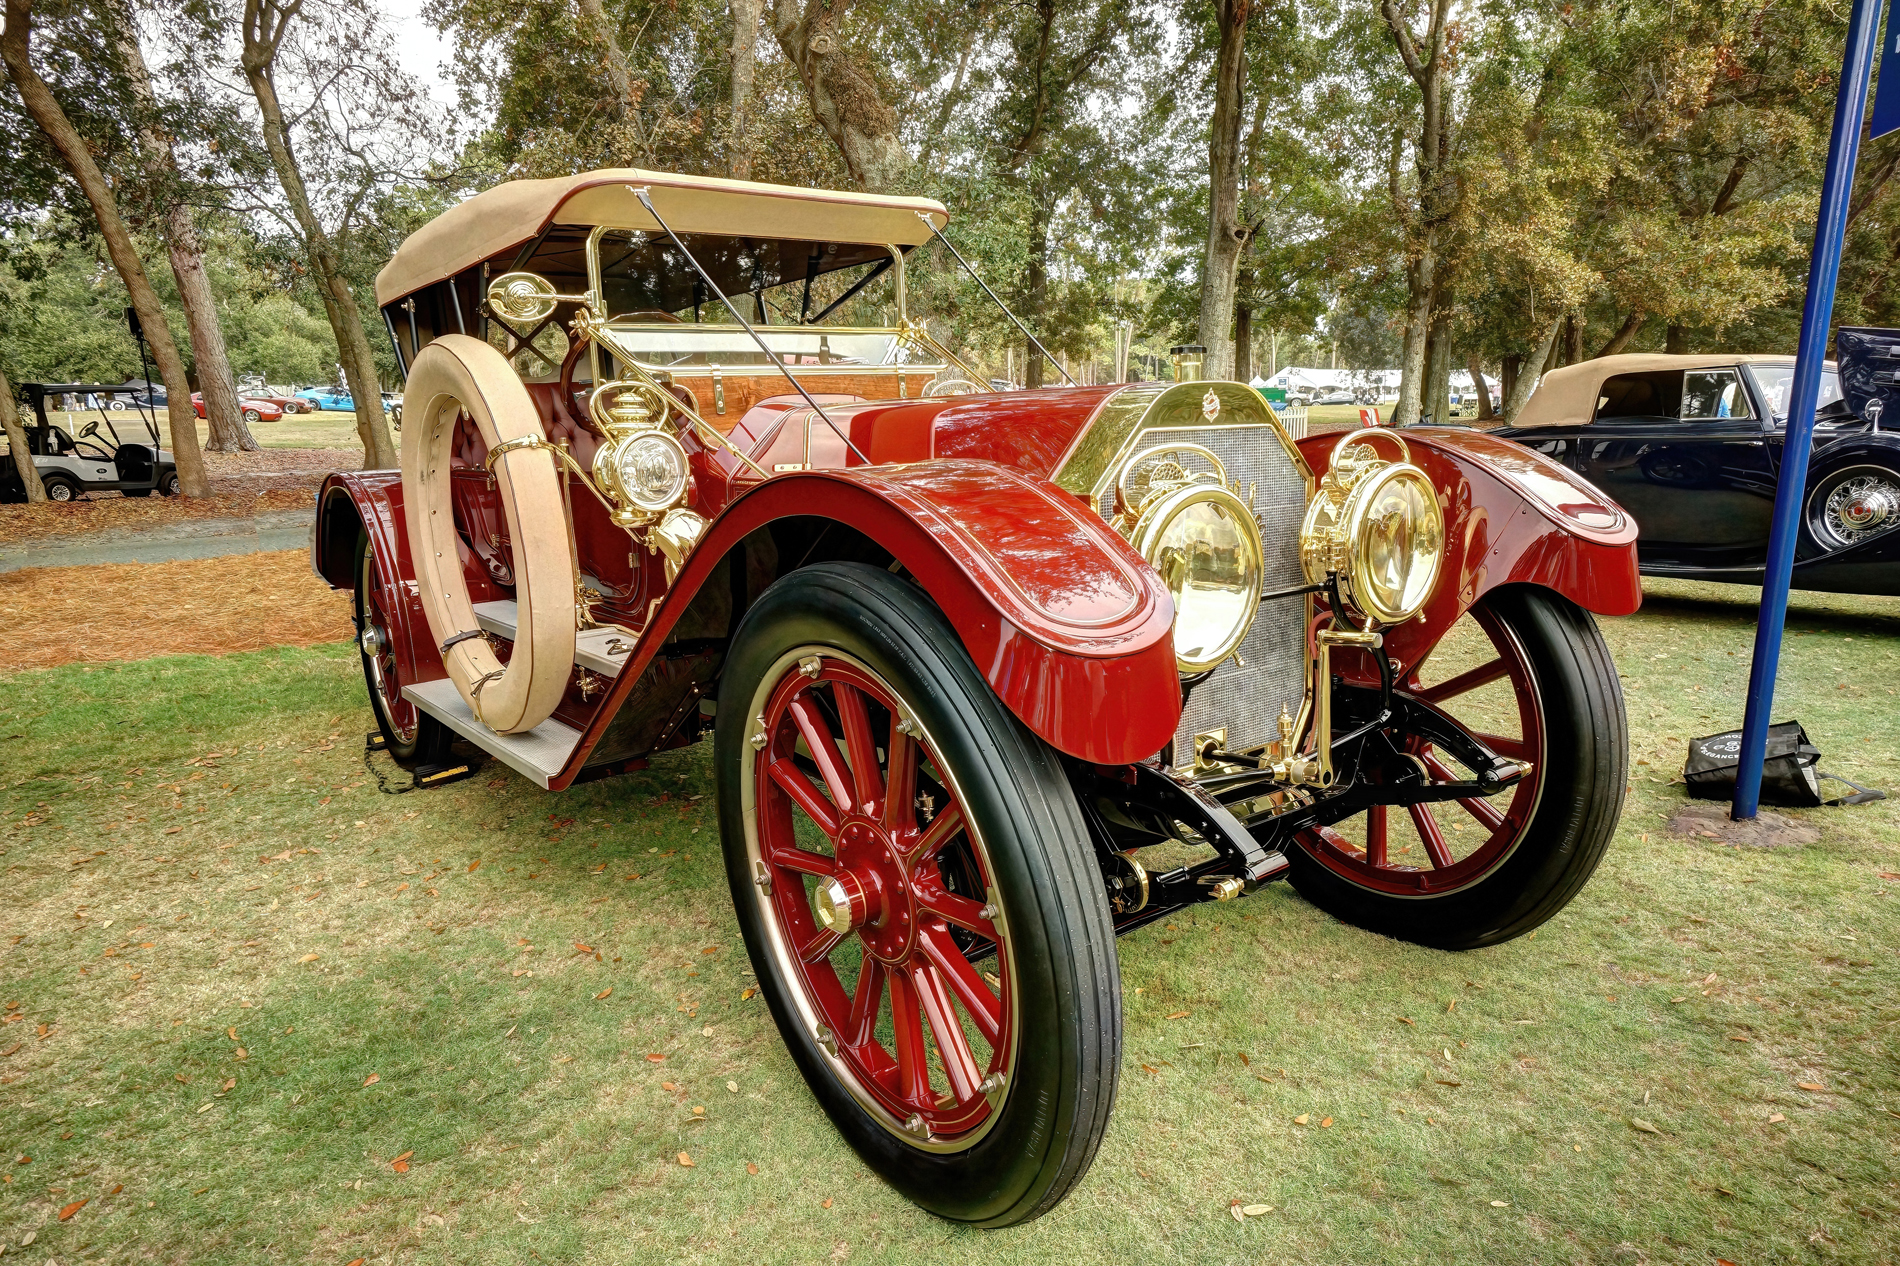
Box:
311;471;447;695
1298;427;1641;674
566;461;1182;780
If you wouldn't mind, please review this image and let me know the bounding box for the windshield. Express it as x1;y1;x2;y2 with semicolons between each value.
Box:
594;325;939;372
1746;364;1845;419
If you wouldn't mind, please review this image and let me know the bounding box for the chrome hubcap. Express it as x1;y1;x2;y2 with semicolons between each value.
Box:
1825;475;1900;545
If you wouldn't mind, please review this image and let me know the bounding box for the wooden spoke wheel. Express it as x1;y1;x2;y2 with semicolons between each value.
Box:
353;531;444;766
717;563;1120;1227
1287;587;1626;949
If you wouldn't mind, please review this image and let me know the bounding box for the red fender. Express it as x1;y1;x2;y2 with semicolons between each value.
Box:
313;471;449;692
562;461;1182;779
1298;426;1641;675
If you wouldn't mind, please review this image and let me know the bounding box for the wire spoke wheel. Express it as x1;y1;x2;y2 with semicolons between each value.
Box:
750;653;1014;1144
353;531;439;763
1285;587;1625;949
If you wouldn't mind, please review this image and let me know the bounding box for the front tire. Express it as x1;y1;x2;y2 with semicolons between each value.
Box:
716;563;1121;1227
1287;586;1626;950
158;470;180;497
41;473;79;502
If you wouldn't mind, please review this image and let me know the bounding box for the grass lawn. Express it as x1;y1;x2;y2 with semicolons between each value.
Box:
42;409;376;452
2;578;1896;1264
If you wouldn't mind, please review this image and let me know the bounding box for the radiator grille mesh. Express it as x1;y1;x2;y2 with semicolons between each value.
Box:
1096;423;1309;758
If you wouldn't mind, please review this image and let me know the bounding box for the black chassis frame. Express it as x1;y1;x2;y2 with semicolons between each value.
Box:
1065;582;1527;936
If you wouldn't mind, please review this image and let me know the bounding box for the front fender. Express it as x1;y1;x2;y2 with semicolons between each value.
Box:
568;461;1182;777
1298;427;1641;673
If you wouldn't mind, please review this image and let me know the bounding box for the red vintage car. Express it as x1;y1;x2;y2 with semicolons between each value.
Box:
311;170;1641;1226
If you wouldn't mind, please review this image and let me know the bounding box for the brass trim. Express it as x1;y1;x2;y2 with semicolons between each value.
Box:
1055;380;1313;503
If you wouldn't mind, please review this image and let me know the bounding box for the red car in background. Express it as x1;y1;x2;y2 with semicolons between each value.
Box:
191;392;285;424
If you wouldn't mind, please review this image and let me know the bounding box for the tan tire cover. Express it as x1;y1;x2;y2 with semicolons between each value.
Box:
401;335;575;736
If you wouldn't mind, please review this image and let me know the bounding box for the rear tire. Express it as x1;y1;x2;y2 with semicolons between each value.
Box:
353;531;447;766
716;563;1121;1227
1287;586;1626;950
41;474;79;502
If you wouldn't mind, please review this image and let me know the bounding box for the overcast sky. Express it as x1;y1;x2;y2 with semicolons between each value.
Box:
386;0;463;114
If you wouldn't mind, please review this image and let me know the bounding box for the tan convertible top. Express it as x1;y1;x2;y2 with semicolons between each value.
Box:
1511;353;1794;428
375;169;951;306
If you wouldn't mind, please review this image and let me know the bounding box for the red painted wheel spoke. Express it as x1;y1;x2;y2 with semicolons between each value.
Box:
1407;804;1455;869
913;964;983;1104
1472;731;1531;761
886;967;934;1108
799;926;844;964
844;958;886;1049
1419;657;1508;704
762;840;836;878
918;928;1002;1047
1309;823;1362;860
909;804;966;864
883;727;918;834
767;758;841;838
914;879;996;940
1422;753;1508;831
833;682;886;812
1365;805;1388;867
790;696;855;814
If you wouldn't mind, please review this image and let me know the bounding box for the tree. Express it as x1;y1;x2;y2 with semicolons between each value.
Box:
1379;0;1455;427
1195;0;1251;381
239;0;399;469
1;0;211;494
112;1;257;453
769;0;908;190
0;360;48;501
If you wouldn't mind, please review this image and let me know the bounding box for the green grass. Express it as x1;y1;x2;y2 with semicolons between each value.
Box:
2;579;1897;1263
44;408;372;452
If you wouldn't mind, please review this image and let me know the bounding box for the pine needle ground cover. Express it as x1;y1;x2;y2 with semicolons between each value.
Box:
1;578;1895;1264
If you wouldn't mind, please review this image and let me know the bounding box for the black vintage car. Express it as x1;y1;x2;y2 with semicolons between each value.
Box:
1493;329;1900;596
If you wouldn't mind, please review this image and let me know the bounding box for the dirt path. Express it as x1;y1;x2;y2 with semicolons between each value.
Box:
0;550;353;671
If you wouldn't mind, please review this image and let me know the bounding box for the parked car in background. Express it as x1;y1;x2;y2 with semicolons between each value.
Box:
191;392;285;424
240;389;314;414
297;387;358;412
1492;339;1900;595
1313;388;1355;406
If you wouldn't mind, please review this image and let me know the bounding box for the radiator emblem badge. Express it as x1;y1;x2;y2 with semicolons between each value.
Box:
1201;388;1221;421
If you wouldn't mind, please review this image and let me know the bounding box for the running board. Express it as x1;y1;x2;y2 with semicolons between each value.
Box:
472;599;632;677
402;678;581;789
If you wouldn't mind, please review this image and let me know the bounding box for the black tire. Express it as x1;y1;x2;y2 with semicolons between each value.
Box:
716;562;1121;1227
41;473;80;502
1286;586;1627;950
353;530;447;766
158;470;180;497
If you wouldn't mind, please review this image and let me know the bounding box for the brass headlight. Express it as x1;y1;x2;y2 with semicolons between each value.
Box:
589;381;691;528
1131;483;1265;673
1300;432;1444;624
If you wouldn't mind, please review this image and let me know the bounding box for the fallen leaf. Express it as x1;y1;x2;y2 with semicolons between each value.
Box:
646;1053;666;1063
234;1047;247;1060
1796;1082;1827;1092
363;1073;380;1087
822;1197;833;1209
1241;1203;1271;1216
1166;1011;1190;1020
1293;1114;1309;1125
1447;1000;1456;1012
1670;997;1687;1004
220;1078;235;1092
595;987;613;1000
1229;1203;1245;1223
393;1159;410;1173
678;1151;694;1167
1436;1079;1461;1088
1140;1063;1159;1074
1490;1200;1509;1208
299;953;319;963
575;942;595;954
227;1026;238;1040
1768;1113;1786;1123
1397;1016;1414;1025
1630;1118;1662;1135
58;1197;88;1220
468;859;481;872
727;1080;738;1093
747;1162;759;1175
741;987;757;1000
395;883;408;892
174;1073;189;1083
1320;1117;1333;1128
347;1260;366;1266
1728;1035;1750;1043
196;1102;214;1113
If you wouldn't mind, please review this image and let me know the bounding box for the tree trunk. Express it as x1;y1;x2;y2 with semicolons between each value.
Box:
1594;309;1644;358
1423;304;1452;425
1563;314;1584;366
1234;302;1253;383
1467;357;1495;421
1665;323;1688;354
728;0;764;178
114;10;257;454
1195;0;1251;382
1502;316;1562;421
1023;190;1050;390
577;0;650;158
2;0;210;495
241;0;397;470
1391;239;1435;426
1500;354;1519;410
0;362;47;501
770;0;908;190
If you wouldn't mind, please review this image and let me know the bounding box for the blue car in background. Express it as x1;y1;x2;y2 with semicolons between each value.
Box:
296;388;357;412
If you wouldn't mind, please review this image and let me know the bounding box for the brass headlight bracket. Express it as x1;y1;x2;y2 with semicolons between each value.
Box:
1298;428;1444;627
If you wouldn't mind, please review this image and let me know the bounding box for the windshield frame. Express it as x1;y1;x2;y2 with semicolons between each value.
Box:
1743;361;1847;423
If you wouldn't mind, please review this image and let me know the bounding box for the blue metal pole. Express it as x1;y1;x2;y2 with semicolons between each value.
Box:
1733;0;1884;819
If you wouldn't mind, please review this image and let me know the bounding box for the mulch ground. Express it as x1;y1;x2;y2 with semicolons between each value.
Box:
0;550;353;671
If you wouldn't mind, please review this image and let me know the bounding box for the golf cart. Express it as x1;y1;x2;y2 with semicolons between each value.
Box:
2;382;180;502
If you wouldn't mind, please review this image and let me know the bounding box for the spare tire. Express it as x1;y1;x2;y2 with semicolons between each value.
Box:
401;334;575;736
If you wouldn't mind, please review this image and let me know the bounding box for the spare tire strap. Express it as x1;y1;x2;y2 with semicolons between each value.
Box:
439;629;487;654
